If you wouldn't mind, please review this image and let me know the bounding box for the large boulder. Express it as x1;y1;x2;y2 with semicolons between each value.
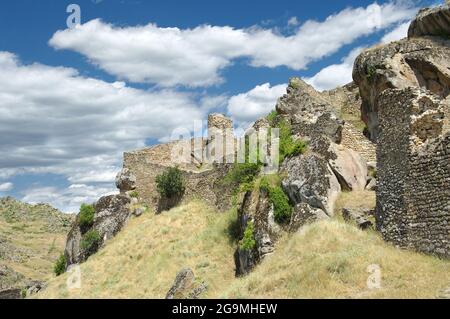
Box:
353;34;450;141
408;5;450;38
281;153;341;216
65;194;132;266
115;168;136;193
328;144;368;191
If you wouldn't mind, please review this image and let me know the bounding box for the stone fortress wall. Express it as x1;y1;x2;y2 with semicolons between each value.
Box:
121;114;236;213
377;89;449;257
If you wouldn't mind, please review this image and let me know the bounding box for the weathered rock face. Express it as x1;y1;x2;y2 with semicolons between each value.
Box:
353;35;450;141
165;268;207;299
408;5;450;38
276;78;344;143
376;88;449;257
115;168;136;193
65;194;132;266
281;154;341;216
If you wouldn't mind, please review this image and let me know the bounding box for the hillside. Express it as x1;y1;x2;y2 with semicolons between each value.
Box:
0;197;74;291
36;197;449;299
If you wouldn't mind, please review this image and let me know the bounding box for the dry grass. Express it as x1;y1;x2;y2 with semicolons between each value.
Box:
37;197;449;299
224;220;450;299
37;201;237;299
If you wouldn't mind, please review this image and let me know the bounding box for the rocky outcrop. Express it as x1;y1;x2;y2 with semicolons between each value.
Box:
276;78;344;143
115;168;136;193
65;194;132;266
281;154;341;216
234;189;282;275
165;268;207;299
353;32;450;141
408;5;450;38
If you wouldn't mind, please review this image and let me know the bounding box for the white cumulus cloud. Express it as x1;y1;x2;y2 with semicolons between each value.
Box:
49;2;417;87
381;21;410;43
305;47;365;91
0;182;14;192
227;83;286;128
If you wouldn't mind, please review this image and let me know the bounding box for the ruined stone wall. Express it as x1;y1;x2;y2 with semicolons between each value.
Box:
123;148;233;213
377;88;449;258
341;123;376;163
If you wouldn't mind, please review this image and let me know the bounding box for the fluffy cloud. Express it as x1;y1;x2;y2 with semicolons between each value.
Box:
227;83;286;128
0;182;13;192
0;52;216;206
305;47;365;91
381;22;410;43
21;184;117;213
49;2;417;87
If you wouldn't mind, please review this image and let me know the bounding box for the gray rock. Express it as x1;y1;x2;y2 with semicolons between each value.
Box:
0;288;22;299
342;208;373;230
408;5;450;38
65;194;132;266
115;168;136;193
289;203;329;233
282;154;341;216
166;268;207;299
276;78;344;143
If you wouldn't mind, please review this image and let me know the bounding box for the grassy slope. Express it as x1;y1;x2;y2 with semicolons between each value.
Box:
37;193;449;299
0;198;73;286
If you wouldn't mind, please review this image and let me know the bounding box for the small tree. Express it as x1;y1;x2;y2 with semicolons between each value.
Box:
79;203;95;230
54;253;66;276
155;167;186;199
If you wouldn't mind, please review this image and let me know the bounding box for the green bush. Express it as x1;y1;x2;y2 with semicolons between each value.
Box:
80;230;101;254
278;119;307;164
156;166;186;198
260;177;293;224
129;191;139;198
53;253;66;276
79;203;95;229
240;221;256;251
224;162;261;187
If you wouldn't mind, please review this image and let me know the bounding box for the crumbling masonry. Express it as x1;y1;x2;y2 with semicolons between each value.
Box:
376;88;449;257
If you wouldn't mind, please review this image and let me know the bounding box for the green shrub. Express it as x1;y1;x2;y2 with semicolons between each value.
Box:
79;203;95;229
224;162;261;187
260;177;293;224
54;253;66;276
129;191;139;198
156;167;186;198
278;119;307;164
240;221;256;251
80;230;101;254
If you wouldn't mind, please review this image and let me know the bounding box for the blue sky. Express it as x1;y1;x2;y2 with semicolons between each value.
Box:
0;0;439;212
